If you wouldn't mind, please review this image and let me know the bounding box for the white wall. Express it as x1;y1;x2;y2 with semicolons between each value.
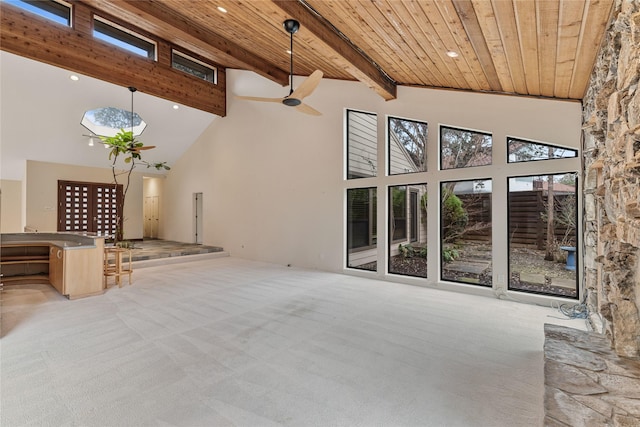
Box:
25;160;160;239
1;179;23;232
164;70;582;279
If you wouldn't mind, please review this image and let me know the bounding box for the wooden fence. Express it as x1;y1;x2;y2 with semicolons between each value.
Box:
455;191;576;249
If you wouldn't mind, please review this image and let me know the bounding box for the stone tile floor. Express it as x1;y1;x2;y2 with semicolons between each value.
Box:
544;324;640;426
122;239;224;262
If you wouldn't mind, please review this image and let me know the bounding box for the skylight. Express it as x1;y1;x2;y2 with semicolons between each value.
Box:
81;107;146;137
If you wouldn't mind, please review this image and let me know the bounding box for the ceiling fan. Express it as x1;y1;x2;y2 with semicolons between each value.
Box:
236;19;323;116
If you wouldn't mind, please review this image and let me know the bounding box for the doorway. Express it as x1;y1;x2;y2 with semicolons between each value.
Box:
144;195;159;238
57;180;122;238
194;192;203;244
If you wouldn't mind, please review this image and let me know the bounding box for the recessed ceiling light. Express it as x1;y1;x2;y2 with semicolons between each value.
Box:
286;49;292;55
70;75;79;81
446;51;459;58
172;104;179;110
217;6;227;13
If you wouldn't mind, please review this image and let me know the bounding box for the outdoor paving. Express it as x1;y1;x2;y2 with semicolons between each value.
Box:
519;273;576;290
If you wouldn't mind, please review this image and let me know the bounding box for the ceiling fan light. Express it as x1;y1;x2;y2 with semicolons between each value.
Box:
282;97;302;107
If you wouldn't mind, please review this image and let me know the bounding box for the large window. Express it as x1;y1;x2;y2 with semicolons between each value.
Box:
508;173;578;298
343;108;580;302
440;179;492;286
389;183;428;278
347;188;377;271
388;116;427;175
7;0;71;26
94;17;156;60
440;126;492;170
347;110;377;179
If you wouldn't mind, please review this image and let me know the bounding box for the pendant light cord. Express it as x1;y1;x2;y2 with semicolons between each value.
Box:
289;32;294;94
128;86;136;144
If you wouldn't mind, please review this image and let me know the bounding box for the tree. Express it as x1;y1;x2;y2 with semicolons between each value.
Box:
93;107;143;130
440;127;491;169
437;189;468;244
389;118;428;171
100;129;169;243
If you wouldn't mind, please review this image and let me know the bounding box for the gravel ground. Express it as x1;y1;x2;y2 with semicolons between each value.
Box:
362;244;577;297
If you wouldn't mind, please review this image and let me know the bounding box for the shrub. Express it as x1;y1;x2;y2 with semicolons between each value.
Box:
441;188;468;243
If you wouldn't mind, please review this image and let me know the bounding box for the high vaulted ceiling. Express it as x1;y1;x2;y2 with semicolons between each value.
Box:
1;0;615;115
80;0;614;103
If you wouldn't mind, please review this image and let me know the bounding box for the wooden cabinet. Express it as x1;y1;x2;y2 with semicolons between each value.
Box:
49;246;64;294
1;236;105;299
0;244;50;284
62;245;104;298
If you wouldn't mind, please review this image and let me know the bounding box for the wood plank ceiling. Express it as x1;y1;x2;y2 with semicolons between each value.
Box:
4;0;616;111
91;0;614;100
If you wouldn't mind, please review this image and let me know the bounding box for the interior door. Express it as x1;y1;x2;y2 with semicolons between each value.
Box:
58;180;122;238
144;195;159;238
194;192;203;244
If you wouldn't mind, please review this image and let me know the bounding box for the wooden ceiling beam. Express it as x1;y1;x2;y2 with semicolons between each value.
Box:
81;0;290;86
272;0;397;101
450;0;503;92
0;2;225;116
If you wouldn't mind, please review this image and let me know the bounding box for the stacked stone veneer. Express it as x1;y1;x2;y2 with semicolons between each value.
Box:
582;0;640;359
544;324;640;426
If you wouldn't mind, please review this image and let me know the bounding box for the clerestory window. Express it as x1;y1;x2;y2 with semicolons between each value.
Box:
93;16;156;60
7;0;71;26
172;51;217;84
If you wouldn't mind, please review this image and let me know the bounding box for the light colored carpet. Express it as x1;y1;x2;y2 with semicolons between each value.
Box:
1;257;585;426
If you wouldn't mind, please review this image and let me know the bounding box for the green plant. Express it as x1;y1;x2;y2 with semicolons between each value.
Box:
442;247;460;263
116;240;134;249
398;243;415;258
398;243;427;259
441;188;468;244
99;129;169;242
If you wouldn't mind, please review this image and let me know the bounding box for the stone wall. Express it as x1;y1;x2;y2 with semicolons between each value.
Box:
582;0;640;358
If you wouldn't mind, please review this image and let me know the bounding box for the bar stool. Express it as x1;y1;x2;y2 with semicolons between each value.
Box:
103;246;133;288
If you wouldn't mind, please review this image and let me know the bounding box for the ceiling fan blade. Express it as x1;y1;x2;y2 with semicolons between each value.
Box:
130;145;156;151
290;70;323;101
236;95;283;103
295;102;322;116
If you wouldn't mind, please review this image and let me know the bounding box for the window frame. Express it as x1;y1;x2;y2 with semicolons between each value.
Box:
506;172;579;299
8;0;71;26
507;136;578;163
93;16;157;60
439;125;493;170
387;115;428;176
172;50;217;84
346;109;378;180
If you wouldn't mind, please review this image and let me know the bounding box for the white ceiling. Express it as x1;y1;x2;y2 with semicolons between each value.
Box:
0;51;217;180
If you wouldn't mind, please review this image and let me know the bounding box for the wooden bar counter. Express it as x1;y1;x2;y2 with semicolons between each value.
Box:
1;232;106;299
